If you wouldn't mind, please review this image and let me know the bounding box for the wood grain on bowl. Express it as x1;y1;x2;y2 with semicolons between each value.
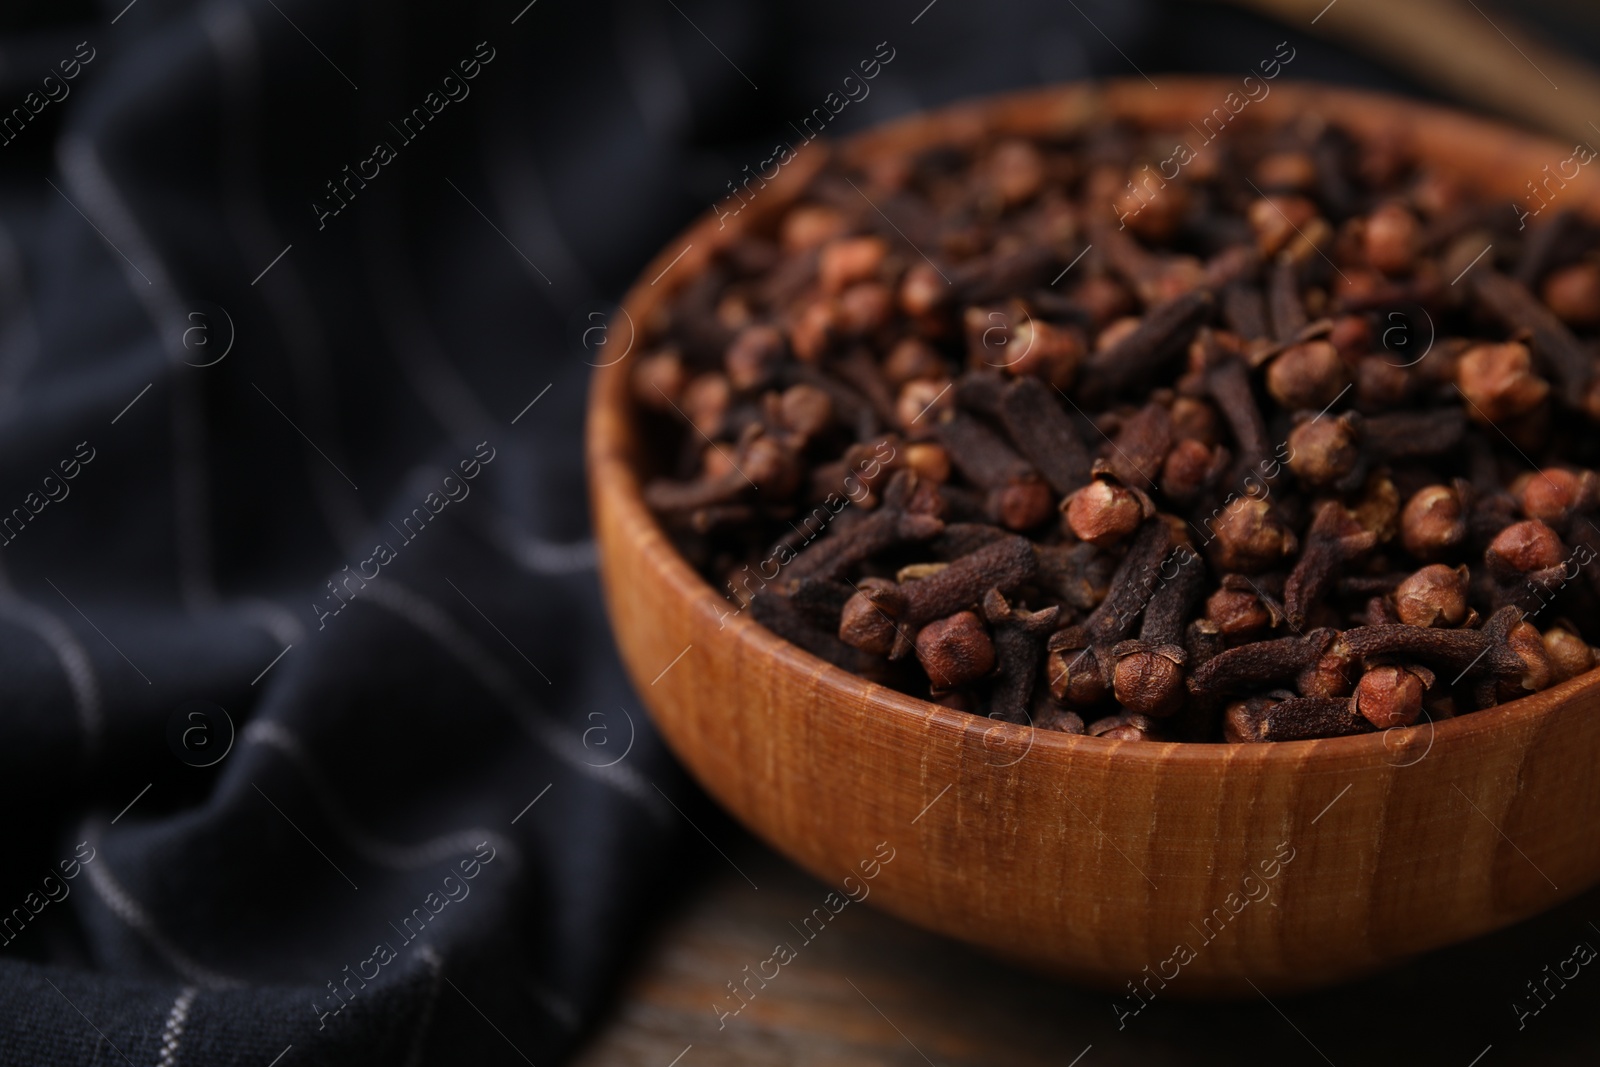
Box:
587;79;1600;995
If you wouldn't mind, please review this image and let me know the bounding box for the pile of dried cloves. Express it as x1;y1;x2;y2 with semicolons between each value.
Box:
635;113;1600;742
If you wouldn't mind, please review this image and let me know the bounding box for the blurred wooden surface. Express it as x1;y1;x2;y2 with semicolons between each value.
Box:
573;833;1600;1066
1226;0;1600;146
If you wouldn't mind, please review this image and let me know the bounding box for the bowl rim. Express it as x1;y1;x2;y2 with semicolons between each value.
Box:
589;75;1600;772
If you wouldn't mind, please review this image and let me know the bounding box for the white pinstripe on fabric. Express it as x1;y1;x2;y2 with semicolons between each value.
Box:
200;2;370;557
243;720;518;871
354;578;670;822
0;596;103;753
156;986;197;1067
81;830;245;990
56;136;217;612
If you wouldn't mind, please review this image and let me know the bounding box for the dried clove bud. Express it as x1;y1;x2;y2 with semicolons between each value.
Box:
1266;340;1349;411
781;471;944;587
1470;270;1592;408
1541;261;1600;328
1286;413;1361;488
1225;694;1373;743
1112;549;1205;716
1514;468;1598;526
1362;409;1467;461
897;378;955;432
1341;607;1527;680
1035;706;1087;734
1063;471;1154;547
838;577;907;658
1296;636;1357;700
1205;575;1281;641
1004;318;1084;389
903;442;951;484
1189;629;1338;697
1543;625;1595;684
933;410;1056;531
725;325;788;390
633;349;689;411
1363;201;1421;275
884;337;948;386
1081;288;1214;401
775;384;834;441
915;610;996;690
1485;519;1566;580
899;262;951;318
1104;402;1173;490
819;236;887;295
1206;497;1298;574
1497;619;1553;701
982;589;1060;723
1393;564;1471;628
1456;342;1548;424
1161;437;1228;501
1355;664;1430;728
1046;519;1171;707
996;377;1094;495
1400;483;1469;559
838;535;1037;659
1087;711;1160;740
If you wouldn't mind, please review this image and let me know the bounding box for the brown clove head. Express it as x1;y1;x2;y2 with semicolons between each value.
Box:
1045;629;1108;707
1485;519;1567;578
1161;437;1224;500
818;236;887;295
1205;579;1279;641
1035;706;1086;734
1005;318;1084;389
1248;195;1318;257
915;610;996;690
1266;340;1348;411
1355;665;1427;729
1286;413;1361;488
1515;468;1596;526
1393;563;1471;628
899;262;951;318
1363;201;1421;275
1543;626;1595;684
1496;620;1554;702
897;378;955;434
1063;475;1151;547
884;338;949;386
725;325;788;390
838;578;906;657
776;384;834;441
1111;641;1188;717
1297;637;1356;700
903;442;951;484
992;478;1058;532
1457;342;1548;424
1400;484;1468;560
1208;497;1298;573
740;434;805;501
1541;261;1600;328
633;349;689;411
1086;711;1160;740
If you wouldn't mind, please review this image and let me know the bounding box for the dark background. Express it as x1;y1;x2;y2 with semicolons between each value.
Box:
0;0;1595;1063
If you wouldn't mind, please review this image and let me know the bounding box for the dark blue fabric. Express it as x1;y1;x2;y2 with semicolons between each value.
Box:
0;0;1469;1062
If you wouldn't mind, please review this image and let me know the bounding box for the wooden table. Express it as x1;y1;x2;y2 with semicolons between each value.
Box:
574;831;1600;1066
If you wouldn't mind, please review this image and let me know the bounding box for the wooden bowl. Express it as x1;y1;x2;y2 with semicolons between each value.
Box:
587;79;1600;995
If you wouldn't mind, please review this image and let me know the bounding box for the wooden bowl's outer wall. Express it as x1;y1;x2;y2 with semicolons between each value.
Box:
588;80;1600;995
